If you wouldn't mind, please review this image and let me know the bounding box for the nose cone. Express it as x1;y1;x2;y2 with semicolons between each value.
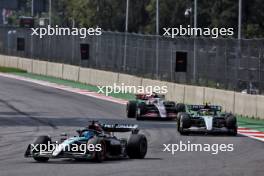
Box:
202;116;213;131
52;144;65;156
52;137;76;156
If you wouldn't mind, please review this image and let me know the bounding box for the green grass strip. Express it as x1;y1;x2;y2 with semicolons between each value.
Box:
0;66;27;73
13;72;135;100
237;115;264;132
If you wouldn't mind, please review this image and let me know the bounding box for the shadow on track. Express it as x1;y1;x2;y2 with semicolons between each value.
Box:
25;157;162;165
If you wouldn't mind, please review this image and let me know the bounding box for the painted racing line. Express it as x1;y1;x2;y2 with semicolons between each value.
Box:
0;72;263;142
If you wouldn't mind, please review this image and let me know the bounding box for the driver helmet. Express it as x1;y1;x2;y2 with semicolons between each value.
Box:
88;123;103;132
204;102;210;109
81;130;95;139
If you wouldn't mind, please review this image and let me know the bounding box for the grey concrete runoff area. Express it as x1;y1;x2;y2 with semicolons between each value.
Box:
0;75;263;176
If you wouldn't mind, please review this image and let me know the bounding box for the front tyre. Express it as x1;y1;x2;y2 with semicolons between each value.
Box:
177;113;191;135
127;134;147;159
32;135;51;162
94;139;106;162
89;137;106;162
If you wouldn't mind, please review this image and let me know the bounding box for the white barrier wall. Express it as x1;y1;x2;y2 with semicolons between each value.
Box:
256;95;264;118
234;93;257;117
18;58;32;72
62;64;79;81
32;60;47;75
118;73;142;87
47;62;63;78
167;83;185;103
0;54;5;66
184;85;204;104
88;69;118;86
141;78;165;87
78;67;91;84
141;78;169;96
0;54;263;119
204;88;235;112
4;56;18;68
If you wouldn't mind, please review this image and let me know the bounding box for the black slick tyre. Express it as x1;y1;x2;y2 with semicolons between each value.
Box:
226;114;237;136
177;113;191;135
127;101;137;118
176;103;186;113
94;138;106;162
127;134;147;159
33;135;51;162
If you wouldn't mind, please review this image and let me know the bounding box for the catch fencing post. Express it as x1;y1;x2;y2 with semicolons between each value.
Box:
155;36;159;79
155;0;159;79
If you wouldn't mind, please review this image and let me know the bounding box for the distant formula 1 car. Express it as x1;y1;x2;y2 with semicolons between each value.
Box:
25;121;147;162
177;104;237;135
126;93;185;120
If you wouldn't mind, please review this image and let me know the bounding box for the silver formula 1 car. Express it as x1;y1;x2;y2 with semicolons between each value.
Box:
25;121;148;162
177;104;237;135
127;93;184;120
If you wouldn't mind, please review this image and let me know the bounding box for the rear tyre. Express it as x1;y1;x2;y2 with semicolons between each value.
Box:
136;103;145;121
33;135;51;162
127;134;147;159
226;114;237;136
176;103;186;113
127;101;137;118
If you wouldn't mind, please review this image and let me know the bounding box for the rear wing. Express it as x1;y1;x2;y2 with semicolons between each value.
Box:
188;105;222;111
101;124;139;133
135;94;149;100
135;93;165;100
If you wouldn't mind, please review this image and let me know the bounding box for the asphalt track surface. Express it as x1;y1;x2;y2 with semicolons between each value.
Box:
0;76;263;176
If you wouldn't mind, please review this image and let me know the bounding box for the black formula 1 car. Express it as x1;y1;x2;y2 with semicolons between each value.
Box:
177;104;237;135
25;121;147;162
127;93;184;120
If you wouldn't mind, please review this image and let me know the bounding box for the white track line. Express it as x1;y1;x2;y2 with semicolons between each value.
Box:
0;73;127;105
